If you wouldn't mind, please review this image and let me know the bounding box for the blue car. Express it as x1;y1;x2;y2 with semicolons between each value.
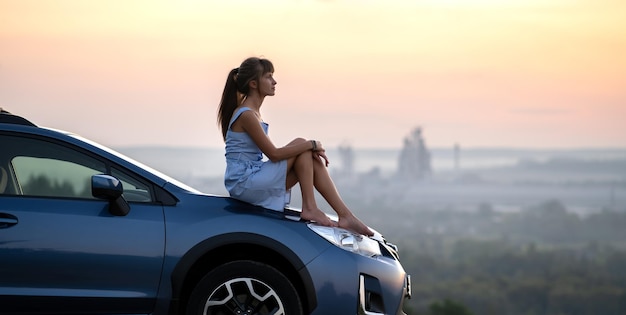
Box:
0;109;411;315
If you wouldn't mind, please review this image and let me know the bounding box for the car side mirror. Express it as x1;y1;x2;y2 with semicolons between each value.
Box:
91;174;130;216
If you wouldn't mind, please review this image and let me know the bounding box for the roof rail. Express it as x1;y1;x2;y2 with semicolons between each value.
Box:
0;109;37;127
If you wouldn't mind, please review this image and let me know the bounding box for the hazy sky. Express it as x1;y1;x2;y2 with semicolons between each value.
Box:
1;0;625;149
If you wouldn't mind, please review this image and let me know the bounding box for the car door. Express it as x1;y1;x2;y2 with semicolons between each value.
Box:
0;134;165;314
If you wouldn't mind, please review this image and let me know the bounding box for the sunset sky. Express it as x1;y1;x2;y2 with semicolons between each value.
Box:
1;0;625;149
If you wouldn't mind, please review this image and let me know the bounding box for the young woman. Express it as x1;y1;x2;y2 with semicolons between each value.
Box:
218;57;373;236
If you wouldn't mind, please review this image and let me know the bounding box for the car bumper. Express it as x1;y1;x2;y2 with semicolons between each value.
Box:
305;241;411;315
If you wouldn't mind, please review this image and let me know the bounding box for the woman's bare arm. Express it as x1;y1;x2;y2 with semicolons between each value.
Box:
237;111;314;162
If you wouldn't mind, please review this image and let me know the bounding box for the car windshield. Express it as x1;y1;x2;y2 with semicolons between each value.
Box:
47;128;203;194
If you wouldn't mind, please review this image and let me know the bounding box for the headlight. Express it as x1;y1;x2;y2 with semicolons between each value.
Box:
308;224;381;258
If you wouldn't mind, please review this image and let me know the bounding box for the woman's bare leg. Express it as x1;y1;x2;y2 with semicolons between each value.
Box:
311;155;373;236
289;150;335;227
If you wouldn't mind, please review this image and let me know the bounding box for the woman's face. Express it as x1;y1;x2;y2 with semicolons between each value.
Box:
256;72;277;97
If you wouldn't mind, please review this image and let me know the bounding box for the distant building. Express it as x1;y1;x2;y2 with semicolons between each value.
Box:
397;127;432;180
337;142;355;177
454;142;460;174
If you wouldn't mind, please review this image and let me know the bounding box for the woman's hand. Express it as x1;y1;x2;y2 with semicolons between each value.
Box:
313;141;329;167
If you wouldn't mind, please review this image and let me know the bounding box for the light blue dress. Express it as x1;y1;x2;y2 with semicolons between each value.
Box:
224;107;290;211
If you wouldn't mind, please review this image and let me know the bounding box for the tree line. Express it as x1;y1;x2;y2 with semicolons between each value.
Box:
360;200;626;315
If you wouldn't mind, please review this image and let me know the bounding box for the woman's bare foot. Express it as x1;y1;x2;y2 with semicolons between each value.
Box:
301;208;336;227
338;214;374;236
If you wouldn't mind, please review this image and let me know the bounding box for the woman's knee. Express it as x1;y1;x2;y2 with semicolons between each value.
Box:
296;150;312;163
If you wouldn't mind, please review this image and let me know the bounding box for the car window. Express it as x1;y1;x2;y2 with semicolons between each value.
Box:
2;135;107;199
0;134;156;202
13;157;102;198
111;167;153;202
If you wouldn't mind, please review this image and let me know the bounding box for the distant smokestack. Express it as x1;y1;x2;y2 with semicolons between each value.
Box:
454;143;460;174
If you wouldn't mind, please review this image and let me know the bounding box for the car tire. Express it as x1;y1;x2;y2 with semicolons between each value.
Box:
186;260;303;315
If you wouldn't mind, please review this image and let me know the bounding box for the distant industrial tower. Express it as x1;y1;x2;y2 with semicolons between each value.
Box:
454;143;460;174
337;142;355;177
397;127;432;180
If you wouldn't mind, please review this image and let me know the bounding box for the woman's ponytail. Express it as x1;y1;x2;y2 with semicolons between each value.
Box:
218;68;240;140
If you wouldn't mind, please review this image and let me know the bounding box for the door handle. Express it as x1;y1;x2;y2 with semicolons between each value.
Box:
0;212;18;228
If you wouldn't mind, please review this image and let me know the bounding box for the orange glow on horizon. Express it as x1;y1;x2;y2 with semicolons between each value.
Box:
1;0;625;148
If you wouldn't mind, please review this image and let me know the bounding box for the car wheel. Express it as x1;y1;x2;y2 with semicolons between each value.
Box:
186;260;303;315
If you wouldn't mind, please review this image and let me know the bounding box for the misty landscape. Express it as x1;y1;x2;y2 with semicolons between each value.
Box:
117;134;626;315
3;0;625;314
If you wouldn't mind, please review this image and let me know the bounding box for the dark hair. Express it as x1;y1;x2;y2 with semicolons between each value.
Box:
217;57;274;140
